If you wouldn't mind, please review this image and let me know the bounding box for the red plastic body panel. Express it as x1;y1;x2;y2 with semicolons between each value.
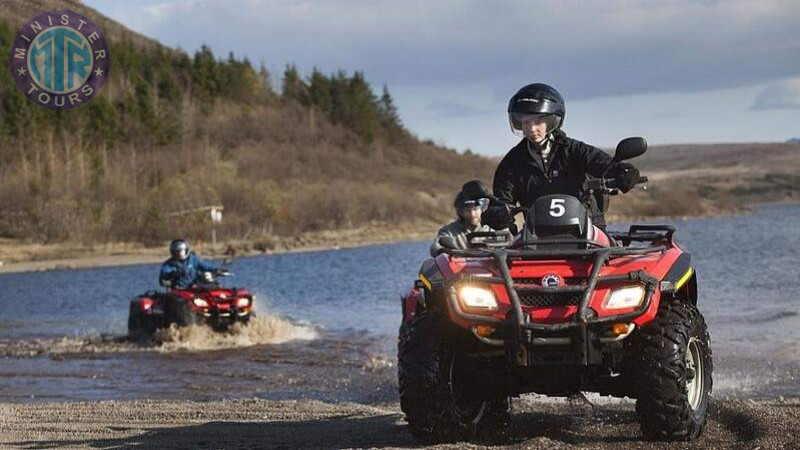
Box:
403;287;424;322
184;287;253;314
138;297;158;314
138;286;254;315
403;238;686;331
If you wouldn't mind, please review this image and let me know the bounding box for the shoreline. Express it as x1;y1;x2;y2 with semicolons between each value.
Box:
4;200;798;275
0;229;435;275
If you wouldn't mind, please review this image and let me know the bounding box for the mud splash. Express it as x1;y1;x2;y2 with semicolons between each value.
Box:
0;315;317;357
153;315;318;351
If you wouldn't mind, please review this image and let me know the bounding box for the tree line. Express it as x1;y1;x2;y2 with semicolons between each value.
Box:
0;19;491;246
282;65;406;142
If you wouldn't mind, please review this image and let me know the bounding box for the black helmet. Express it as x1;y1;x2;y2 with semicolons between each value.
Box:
169;239;190;260
507;83;565;139
454;180;490;212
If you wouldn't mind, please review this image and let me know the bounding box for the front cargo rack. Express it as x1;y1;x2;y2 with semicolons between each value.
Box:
440;236;666;364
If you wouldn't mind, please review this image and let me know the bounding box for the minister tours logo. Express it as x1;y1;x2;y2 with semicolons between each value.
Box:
9;10;110;110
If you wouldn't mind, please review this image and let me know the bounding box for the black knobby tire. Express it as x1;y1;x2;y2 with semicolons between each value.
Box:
398;314;511;443
127;300;145;338
167;296;198;327
239;312;252;326
632;299;713;441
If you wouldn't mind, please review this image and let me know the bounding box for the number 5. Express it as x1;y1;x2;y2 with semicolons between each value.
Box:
549;199;566;217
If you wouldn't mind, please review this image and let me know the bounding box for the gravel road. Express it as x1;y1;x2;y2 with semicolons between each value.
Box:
1;395;797;449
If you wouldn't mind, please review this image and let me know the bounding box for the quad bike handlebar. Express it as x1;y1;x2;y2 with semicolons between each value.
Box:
503;175;649;220
589;175;648;193
185;269;233;291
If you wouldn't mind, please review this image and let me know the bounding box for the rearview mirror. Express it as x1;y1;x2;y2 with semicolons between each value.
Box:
614;137;647;161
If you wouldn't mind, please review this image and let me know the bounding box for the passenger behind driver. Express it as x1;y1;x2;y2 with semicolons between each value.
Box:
159;239;220;289
430;182;491;257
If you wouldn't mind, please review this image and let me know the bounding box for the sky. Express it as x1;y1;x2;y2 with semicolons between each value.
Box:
83;0;800;155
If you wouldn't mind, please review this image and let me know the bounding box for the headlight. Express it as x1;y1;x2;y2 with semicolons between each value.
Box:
603;285;646;310
235;297;251;308
193;298;209;307
458;286;498;310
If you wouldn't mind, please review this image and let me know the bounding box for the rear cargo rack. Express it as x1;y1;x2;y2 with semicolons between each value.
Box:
607;224;675;246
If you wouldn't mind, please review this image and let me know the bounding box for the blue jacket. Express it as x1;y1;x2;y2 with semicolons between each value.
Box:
159;253;218;289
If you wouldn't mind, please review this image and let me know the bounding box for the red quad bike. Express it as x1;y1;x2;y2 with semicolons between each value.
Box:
398;137;712;443
128;259;255;337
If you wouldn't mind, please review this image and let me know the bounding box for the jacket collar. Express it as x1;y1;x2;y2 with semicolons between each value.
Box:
511;138;546;172
517;130;571;168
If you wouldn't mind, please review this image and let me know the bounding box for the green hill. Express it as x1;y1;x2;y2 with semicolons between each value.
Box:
608;141;800;219
0;0;492;248
1;0;798;259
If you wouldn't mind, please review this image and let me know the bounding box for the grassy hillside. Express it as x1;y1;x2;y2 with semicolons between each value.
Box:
0;0;797;260
608;141;800;220
0;0;492;249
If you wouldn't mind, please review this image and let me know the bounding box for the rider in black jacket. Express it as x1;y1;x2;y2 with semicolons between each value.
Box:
489;83;640;230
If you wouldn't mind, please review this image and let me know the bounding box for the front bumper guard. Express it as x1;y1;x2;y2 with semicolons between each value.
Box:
442;242;662;365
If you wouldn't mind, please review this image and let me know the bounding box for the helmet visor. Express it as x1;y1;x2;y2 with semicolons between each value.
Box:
171;242;189;260
460;198;490;212
509;112;561;138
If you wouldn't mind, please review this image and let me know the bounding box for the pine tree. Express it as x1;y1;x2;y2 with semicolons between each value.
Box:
192;45;218;111
258;63;275;98
308;67;332;114
282;64;308;104
378;84;405;141
346;71;379;141
329;70;350;125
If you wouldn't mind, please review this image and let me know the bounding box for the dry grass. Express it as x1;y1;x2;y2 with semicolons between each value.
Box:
0;219;441;271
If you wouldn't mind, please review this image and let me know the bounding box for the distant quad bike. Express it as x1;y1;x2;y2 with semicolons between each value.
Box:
398;138;712;443
128;260;255;337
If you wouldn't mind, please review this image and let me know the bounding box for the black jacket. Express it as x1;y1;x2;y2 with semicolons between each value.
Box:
493;131;614;226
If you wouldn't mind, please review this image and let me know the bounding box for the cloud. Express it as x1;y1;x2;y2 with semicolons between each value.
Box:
86;0;800;103
426;100;491;119
750;78;800;110
652;110;684;119
84;0;800;151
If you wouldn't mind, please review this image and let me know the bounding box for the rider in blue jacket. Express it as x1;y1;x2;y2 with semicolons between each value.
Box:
159;239;218;289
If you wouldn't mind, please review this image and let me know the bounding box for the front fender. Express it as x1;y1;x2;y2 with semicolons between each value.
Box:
401;287;425;323
659;253;697;304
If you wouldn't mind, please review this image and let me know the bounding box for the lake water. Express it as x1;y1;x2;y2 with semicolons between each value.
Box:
0;204;798;403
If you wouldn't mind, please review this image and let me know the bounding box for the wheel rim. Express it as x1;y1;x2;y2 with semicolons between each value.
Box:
685;337;704;411
448;355;487;424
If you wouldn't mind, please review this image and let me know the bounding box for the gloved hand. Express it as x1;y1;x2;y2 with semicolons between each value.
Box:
482;204;513;230
162;269;185;283
608;162;640;193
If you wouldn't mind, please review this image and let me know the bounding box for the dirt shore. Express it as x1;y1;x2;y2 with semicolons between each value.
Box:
0;208;742;275
0;396;797;449
0;225;435;274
